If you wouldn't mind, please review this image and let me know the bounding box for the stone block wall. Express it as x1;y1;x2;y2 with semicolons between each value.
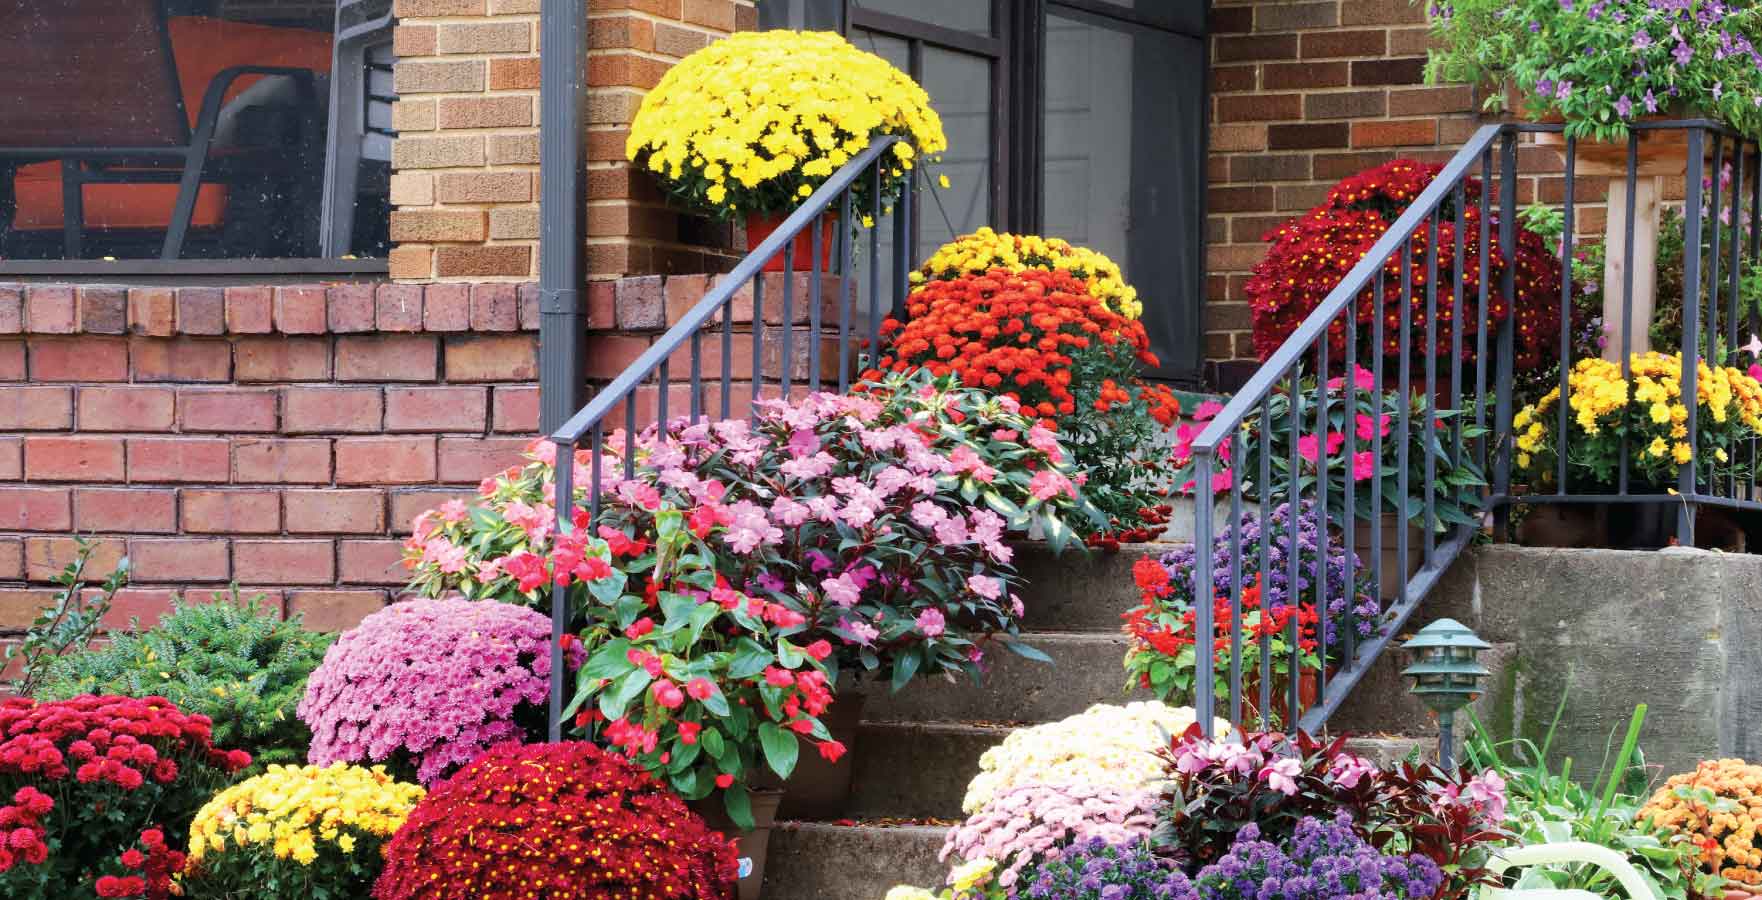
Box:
0;282;540;632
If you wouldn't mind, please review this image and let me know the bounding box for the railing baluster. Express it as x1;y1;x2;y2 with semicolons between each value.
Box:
1476;147;1492;472
869;162;883;370
1709;136;1726;366
589;426;603;522
720;289;733;420
1494;133;1517;537
782;243;796;400
689;331;702;422
1228;429;1244;726
624;402;636;480
838;190;854;391
752;275;765;421
1452;181;1467;467
657;360;669;428
1729;142;1747;360
1424;212;1439;560
1342;296;1358;667
810;213;824;393
1559;138;1576;496
1680;127;1707;545
1286;363;1302;722
547;435;575;742
893;170;913;321
1397;237;1412;599
1257;400;1273;729
1371;268;1386;605
1194;447;1215;738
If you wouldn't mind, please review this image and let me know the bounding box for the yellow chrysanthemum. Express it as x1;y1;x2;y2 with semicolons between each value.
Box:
915;227;1143;320
626;31;946;218
188;763;423;868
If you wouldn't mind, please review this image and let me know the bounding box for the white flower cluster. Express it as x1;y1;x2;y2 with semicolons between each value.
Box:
960;701;1223;814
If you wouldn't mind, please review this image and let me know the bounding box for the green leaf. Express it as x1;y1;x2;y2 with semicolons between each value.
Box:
758;721;799;779
599;668;652;721
685;601;721;645
659;590;698;626
723;784;755;831
727;638;774;680
889;648;922;694
701;727;727;761
776;639;804;669
1000;638;1053;663
698;680;731;717
579;638;634;685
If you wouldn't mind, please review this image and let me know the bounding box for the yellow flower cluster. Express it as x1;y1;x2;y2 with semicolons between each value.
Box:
961;701;1221;814
884;860;995;900
912;227;1143;320
1639;759;1762;886
1512;352;1762;485
626;30;946;216
189;763;424;867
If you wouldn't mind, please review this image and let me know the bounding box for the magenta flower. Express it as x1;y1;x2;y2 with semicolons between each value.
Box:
916;608;946;638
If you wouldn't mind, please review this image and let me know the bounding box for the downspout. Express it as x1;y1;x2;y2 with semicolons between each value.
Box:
538;0;587;434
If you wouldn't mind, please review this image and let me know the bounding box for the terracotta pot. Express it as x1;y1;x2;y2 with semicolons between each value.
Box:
1350;512;1425;603
1517;504;1610;548
776;691;866;820
691;788;784;900
1239;668;1321;730
745;211;840;273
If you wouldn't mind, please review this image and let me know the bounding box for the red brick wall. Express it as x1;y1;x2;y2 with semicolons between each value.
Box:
0;282;540;632
1206;0;1488;383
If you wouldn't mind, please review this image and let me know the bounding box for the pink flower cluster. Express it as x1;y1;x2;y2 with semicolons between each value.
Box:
297;598;579;784
939;782;1160;888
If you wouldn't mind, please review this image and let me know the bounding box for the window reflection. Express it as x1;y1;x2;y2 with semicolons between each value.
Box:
0;0;390;261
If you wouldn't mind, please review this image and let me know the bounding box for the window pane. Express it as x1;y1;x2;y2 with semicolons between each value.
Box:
1053;0;1205;35
1043;10;1205;379
857;0;991;35
0;3;389;261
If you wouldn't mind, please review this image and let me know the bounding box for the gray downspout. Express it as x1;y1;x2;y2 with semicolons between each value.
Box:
538;0;587;434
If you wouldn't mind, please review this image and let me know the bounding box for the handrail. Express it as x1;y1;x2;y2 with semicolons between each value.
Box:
550;134;905;445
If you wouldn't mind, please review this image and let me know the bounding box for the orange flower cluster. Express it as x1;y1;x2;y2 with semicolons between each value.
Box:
1640;758;1762;887
868;267;1156;418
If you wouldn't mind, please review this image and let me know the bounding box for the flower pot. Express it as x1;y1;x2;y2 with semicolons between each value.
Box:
776;691;865;820
1517;504;1610;548
1350;512;1425;603
692;788;784;900
1240;668;1321;730
1532;122;1697;178
745;211;839;273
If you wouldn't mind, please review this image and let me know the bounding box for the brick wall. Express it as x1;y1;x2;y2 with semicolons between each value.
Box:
389;0;544;281
584;0;755;279
1205;0;1489;384
0;283;540;632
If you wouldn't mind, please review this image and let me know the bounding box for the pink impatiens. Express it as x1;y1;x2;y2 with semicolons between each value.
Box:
296;597;576;784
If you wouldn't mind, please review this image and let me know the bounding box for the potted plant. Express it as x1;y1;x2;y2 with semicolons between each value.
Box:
626;30;947;272
873;242;1181;542
1424;0;1762;357
1510;350;1762;545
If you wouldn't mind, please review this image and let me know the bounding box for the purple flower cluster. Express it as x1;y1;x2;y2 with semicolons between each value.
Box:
1192;816;1443;900
1157;502;1380;645
1014;838;1197;900
297;597;573;784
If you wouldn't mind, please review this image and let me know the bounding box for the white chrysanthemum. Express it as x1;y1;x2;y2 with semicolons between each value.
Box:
960;701;1225;814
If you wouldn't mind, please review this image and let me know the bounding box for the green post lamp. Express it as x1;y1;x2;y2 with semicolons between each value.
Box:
1401;618;1490;770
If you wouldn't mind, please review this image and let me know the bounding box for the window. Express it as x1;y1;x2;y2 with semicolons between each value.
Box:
761;0;1208;382
0;0;391;271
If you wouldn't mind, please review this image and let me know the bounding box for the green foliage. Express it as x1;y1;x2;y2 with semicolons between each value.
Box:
4;537;129;696
1464;703;1723;900
36;589;334;767
1422;0;1762;141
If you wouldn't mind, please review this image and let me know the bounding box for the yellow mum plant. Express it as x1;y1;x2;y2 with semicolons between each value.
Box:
626;30;946;219
1512;351;1762;490
911;227;1143;320
1639;758;1762;887
181;762;424;899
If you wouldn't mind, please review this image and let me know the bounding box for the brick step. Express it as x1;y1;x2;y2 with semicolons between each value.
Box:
844;721;1436;821
859;631;1511;739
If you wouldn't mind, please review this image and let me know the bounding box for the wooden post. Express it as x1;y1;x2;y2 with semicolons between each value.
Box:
1602;175;1662;362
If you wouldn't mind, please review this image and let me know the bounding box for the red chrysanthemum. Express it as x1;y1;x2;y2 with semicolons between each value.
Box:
372;741;738;900
1247;159;1563;370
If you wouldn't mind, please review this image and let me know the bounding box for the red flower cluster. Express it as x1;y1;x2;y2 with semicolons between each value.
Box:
93;829;183;900
1122;568;1317;663
1246;159;1563;370
0;695;249;898
373;741;738;900
868;268;1159;418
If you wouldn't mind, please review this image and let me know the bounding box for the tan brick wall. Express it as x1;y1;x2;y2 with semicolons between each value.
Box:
584;0;756;279
390;0;542;281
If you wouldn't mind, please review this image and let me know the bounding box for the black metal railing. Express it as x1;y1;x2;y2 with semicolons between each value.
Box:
542;136;916;737
1185;120;1762;737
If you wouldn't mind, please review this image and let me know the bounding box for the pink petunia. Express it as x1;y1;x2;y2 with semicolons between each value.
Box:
967;574;1002;601
915;608;946;638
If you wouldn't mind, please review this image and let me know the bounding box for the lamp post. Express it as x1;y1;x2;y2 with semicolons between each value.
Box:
1401;618;1490;770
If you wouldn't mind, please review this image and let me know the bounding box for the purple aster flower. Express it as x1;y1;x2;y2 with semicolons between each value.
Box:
1615;94;1634;117
1674;41;1694;65
1643;88;1659;113
1556;79;1574;101
1632;29;1652;50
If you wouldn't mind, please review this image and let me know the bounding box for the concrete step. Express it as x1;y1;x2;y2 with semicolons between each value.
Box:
1013;542;1164;632
763;822;946;900
843;720;1438;821
865;632;1149;724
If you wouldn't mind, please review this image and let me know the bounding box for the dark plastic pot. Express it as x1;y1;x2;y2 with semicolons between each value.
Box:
692;788;784;900
776;690;865;820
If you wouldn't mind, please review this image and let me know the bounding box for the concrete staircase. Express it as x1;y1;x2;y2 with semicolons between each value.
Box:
760;543;1479;900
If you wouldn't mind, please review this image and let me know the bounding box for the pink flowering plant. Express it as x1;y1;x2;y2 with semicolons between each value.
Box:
939;782;1161;890
295;597;574;785
1158;724;1510;894
1173;367;1488;534
404;369;1092;693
